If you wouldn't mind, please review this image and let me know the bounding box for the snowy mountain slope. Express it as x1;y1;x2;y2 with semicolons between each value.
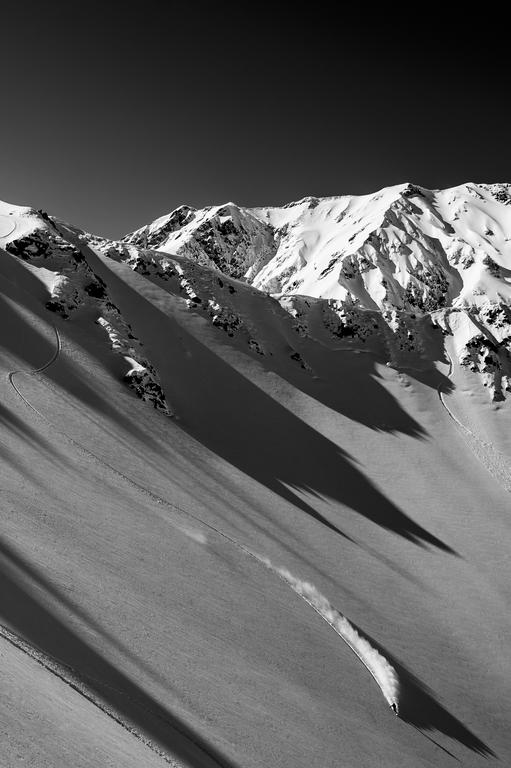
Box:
121;183;511;401
1;633;171;768
1;188;511;766
0;202;170;413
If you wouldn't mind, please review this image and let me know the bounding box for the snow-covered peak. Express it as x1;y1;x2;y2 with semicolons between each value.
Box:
120;182;511;303
116;182;511;400
3;182;511;404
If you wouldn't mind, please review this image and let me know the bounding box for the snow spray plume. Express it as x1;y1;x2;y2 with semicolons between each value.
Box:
257;555;400;712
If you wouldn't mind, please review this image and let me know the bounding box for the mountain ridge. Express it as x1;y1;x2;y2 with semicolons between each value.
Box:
2;181;511;410
111;182;511;402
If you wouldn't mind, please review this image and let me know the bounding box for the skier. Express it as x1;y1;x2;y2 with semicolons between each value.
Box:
390;702;399;716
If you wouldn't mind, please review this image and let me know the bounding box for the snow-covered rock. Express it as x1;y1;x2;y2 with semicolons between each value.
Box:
0;204;171;413
120;182;511;400
3;181;511;403
124;203;277;280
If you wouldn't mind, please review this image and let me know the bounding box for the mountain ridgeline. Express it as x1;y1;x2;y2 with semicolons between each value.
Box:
2;181;511;410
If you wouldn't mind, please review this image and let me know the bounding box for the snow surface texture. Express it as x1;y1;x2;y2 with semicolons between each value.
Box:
120;183;511;402
5;290;401;719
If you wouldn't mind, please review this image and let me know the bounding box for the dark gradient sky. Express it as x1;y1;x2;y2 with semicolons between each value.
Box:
1;2;510;237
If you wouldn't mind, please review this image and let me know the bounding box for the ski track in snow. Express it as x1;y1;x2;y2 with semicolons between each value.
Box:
8;324;61;414
0;623;181;767
256;558;399;711
437;351;511;491
7;323;401;732
0;215;16;240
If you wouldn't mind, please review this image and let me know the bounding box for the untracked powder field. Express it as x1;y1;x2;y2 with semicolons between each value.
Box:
1;183;511;767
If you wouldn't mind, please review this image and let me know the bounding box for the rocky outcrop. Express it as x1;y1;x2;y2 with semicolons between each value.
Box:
4;223;171;414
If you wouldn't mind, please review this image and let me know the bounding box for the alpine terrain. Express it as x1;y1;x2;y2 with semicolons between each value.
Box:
1;182;510;767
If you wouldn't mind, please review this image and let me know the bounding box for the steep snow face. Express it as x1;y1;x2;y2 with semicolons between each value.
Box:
120;183;511;401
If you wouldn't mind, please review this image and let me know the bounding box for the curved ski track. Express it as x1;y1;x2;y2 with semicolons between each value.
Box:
6;322;400;761
437;351;511;491
0;216;16;240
